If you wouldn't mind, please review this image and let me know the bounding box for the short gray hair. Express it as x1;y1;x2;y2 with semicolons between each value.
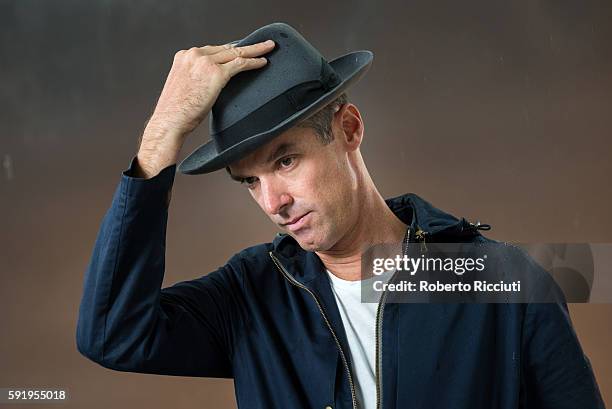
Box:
296;92;348;145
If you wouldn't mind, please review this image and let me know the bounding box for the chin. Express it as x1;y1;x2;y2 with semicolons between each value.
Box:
293;236;319;252
297;242;319;252
294;232;333;252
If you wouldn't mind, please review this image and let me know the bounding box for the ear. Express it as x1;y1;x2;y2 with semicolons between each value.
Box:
336;103;364;152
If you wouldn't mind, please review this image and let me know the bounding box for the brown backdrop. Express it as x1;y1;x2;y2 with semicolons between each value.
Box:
1;1;611;407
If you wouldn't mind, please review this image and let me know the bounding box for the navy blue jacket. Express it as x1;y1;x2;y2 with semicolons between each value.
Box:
76;159;605;409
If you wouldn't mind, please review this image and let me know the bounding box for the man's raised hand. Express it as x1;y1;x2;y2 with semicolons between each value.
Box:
136;40;275;178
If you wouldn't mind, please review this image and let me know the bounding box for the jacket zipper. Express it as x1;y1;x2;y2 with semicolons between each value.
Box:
374;279;388;409
375;227;412;409
375;219;486;407
269;251;358;409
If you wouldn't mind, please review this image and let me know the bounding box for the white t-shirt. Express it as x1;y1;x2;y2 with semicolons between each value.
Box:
326;269;394;409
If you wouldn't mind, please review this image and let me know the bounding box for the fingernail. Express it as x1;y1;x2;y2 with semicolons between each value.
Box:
266;40;275;45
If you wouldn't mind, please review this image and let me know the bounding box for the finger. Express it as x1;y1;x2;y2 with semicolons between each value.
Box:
222;56;268;78
211;40;275;64
197;42;238;55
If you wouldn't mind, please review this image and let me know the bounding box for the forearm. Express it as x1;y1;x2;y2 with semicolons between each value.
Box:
76;158;175;366
135;117;186;179
76;160;235;377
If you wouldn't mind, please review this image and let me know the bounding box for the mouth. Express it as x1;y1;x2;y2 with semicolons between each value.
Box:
281;212;311;232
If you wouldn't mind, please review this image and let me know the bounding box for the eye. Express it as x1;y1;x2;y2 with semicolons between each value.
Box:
279;156;295;169
241;176;259;189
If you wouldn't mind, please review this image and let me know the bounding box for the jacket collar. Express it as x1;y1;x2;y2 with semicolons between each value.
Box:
270;192;489;285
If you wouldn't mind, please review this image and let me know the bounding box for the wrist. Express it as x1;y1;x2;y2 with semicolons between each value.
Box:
134;148;177;179
136;124;185;179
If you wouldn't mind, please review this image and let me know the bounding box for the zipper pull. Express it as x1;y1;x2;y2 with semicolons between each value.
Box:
414;228;428;253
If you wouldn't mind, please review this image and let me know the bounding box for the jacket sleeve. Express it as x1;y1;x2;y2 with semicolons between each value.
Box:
76;157;240;378
520;257;605;408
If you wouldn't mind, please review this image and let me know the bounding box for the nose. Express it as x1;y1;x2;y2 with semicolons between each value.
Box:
260;178;292;215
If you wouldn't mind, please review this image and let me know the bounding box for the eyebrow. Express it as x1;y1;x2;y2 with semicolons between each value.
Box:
227;142;298;182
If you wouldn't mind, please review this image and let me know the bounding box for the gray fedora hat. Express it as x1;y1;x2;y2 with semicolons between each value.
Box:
178;22;373;175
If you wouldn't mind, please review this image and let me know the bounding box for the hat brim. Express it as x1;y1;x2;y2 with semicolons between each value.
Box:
178;50;373;175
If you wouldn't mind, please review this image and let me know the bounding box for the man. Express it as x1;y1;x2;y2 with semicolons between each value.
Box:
76;23;605;409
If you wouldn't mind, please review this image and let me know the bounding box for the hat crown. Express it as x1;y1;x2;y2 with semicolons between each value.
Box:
177;21;373;175
210;22;338;135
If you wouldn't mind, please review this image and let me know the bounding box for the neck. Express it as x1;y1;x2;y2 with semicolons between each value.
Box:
316;164;407;281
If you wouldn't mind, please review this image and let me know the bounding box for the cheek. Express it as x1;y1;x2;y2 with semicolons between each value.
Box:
291;154;350;218
290;164;324;203
312;174;350;224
